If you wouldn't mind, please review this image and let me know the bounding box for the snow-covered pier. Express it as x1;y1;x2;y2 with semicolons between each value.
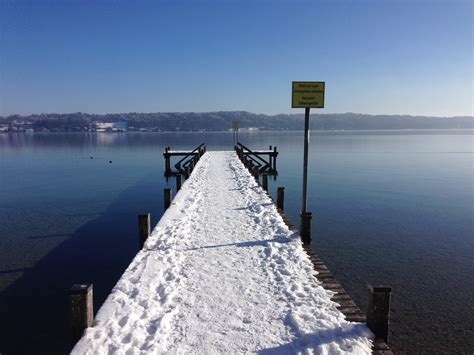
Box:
72;151;391;354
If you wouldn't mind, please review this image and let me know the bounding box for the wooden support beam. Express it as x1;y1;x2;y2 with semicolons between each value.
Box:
69;283;93;344
138;213;151;248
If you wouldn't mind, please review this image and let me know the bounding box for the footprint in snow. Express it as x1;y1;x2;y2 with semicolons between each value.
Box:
118;316;128;327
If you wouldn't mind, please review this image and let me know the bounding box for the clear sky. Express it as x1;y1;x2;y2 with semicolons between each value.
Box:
0;0;472;116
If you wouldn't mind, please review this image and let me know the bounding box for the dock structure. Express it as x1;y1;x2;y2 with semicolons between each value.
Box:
71;150;391;354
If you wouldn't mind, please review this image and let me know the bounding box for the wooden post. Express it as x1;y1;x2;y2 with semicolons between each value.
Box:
164;188;172;210
273;146;277;171
176;174;182;191
69;283;93;344
164;148;171;174
253;166;259;180
262;173;268;191
185;166;190;179
277;187;285;210
300;211;312;245
367;286;392;344
138;213;150;248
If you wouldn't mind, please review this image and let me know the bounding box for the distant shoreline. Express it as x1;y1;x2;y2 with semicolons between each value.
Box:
1;112;472;133
1;128;473;134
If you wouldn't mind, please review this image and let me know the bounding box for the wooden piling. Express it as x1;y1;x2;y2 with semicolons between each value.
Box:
269;145;273;168
252;166;259;180
164;148;171;174
367;286;392;344
138;213;151;248
164;188;172;210
176;174;182;191
262;174;268;191
277;187;285;210
273;146;277;171
69;283;93;344
300;211;312;245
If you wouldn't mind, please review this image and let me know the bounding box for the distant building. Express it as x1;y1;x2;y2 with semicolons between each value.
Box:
95;121;128;132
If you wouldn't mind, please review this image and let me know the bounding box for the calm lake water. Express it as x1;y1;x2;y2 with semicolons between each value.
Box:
0;131;473;354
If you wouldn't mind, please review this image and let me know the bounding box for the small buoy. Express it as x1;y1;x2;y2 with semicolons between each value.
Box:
109;161;112;163
90;156;93;159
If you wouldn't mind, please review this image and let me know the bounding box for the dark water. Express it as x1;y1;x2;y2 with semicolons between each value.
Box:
0;131;472;354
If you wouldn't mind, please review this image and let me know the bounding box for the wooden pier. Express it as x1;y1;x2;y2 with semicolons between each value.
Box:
70;146;392;354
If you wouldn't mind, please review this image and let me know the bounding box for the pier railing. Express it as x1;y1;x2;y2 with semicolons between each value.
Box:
234;142;278;175
163;143;206;177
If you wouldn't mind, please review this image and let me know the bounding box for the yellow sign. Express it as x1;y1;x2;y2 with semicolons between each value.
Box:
292;81;325;108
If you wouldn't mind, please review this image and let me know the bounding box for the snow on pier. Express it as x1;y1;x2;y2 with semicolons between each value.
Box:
72;151;373;354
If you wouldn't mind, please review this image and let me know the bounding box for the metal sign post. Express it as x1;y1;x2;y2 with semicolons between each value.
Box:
232;120;239;146
302;107;310;213
292;81;325;245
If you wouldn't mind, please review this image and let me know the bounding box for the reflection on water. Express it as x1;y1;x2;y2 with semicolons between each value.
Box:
0;131;473;353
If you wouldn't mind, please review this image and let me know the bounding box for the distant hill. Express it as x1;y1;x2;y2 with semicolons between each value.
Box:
0;111;472;132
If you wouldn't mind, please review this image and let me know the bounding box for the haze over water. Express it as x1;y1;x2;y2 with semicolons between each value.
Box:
0;130;472;353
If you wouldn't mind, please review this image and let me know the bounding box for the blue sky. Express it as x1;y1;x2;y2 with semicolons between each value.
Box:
1;0;472;116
